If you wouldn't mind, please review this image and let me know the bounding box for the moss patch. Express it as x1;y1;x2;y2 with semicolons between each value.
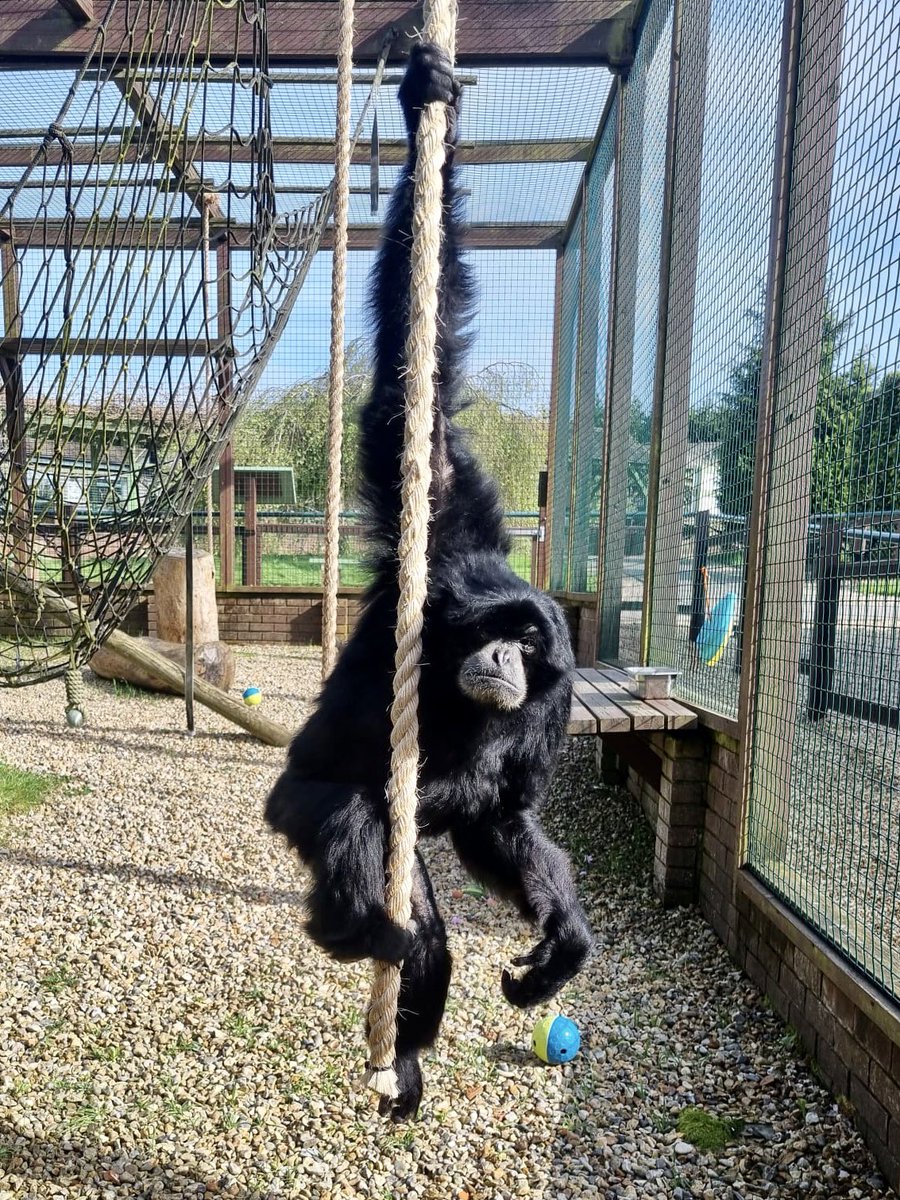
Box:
677;1106;744;1152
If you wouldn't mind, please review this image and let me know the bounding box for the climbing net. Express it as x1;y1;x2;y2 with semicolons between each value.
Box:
0;0;387;686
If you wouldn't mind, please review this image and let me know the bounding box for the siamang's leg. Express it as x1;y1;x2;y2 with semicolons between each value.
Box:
265;774;410;964
374;849;452;1122
451;811;593;1008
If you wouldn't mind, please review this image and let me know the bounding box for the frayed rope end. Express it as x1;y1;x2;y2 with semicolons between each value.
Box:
362;1064;399;1099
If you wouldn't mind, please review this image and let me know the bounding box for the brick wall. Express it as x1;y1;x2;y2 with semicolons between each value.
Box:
611;722;900;1187
134;588;365;646
552;594;597;666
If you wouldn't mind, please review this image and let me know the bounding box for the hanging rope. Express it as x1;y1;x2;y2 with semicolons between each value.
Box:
321;0;356;678
364;0;459;1101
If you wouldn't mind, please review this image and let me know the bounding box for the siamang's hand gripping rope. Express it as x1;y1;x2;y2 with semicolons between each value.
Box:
363;0;459;1101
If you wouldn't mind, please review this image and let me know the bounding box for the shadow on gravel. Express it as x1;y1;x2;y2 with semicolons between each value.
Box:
0;846;304;909
0;1126;279;1198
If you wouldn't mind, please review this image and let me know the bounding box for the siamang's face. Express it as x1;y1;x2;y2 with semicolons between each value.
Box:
457;623;540;712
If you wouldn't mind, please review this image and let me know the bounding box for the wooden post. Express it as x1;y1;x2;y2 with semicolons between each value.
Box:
807;520;842;721
243;474;259;587
644;0;713;668
689;507;710;644
216;238;235;586
543;250;565;591
0;228;30;574
737;0;846;865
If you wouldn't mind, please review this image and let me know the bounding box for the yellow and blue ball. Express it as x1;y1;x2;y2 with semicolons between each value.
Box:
532;1014;581;1065
242;686;262;707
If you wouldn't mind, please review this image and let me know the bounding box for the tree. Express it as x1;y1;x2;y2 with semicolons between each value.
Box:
232;348;550;514
852;371;900;512
714;307;873;518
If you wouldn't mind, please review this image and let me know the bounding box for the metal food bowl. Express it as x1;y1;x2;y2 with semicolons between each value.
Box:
624;666;680;699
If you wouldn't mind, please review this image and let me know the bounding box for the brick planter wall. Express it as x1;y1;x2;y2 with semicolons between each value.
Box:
131;588;366;646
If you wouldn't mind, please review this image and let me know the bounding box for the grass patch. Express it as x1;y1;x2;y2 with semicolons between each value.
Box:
856;578;900;597
677;1106;743;1152
0;763;59;826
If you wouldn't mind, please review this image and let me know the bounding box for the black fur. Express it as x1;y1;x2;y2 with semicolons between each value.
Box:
265;43;592;1119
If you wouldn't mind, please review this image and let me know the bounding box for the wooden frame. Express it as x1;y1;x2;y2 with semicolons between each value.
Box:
0;2;644;68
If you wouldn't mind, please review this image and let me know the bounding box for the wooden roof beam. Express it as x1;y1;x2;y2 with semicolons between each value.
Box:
111;73;223;220
56;0;93;22
5;218;564;252
0;3;642;68
0;136;593;170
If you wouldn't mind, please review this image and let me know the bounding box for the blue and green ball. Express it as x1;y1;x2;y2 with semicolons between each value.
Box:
532;1014;581;1064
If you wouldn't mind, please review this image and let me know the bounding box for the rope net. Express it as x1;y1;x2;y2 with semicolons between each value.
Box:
0;0;386;687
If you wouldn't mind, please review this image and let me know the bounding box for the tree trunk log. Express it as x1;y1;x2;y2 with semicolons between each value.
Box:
153;547;219;644
91;638;235;693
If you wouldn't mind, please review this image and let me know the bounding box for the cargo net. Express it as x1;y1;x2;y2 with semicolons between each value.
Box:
0;0;387;685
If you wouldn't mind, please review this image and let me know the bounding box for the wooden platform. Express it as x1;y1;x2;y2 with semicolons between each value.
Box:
567;665;697;736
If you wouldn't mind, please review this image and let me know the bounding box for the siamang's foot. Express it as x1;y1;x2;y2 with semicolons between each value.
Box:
307;905;412;965
376;1055;423;1122
500;916;593;1008
399;42;462;140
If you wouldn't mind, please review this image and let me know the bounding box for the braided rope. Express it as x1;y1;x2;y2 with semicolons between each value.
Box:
64;662;85;726
364;0;458;1100
321;0;356;679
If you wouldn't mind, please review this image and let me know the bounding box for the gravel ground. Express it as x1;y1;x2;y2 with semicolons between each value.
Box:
0;644;894;1200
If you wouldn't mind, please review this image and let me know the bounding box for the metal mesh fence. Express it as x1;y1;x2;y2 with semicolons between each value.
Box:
746;0;900;998
548;219;582;591
220;247;558;588
646;0;785;715
568;106;618;594
596;0;674;661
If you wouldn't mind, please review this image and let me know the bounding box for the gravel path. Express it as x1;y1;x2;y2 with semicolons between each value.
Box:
0;645;893;1199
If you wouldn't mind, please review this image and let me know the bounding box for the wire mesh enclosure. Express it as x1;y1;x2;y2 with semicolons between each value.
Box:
746;0;900;998
547;0;900;1004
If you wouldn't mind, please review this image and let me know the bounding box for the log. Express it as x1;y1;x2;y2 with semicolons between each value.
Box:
103;628;291;746
152;547;220;644
90;637;235;693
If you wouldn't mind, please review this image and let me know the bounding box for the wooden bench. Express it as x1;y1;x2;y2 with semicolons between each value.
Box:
566;664;697;736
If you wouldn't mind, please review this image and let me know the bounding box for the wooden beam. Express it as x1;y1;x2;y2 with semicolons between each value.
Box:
7;219;565;252
0;137;593;170
112;73;223;220
56;0;93;21
0;3;641;67
0;335;227;358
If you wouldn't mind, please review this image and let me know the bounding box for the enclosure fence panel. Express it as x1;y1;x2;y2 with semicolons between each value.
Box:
548;220;583;591
596;0;674;662
219;246;558;588
567;104;618;595
746;0;900;1001
646;0;785;713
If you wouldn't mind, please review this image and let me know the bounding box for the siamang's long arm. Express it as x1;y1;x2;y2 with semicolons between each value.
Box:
451;811;593;1006
358;43;509;560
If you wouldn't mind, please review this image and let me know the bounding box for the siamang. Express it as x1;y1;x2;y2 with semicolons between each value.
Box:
265;43;592;1120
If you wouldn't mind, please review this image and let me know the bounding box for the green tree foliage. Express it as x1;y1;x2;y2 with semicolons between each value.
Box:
853;371;900;512
714;307;879;517
232;346;549;513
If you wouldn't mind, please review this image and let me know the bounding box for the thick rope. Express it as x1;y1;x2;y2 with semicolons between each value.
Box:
364;0;458;1099
321;0;356;679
